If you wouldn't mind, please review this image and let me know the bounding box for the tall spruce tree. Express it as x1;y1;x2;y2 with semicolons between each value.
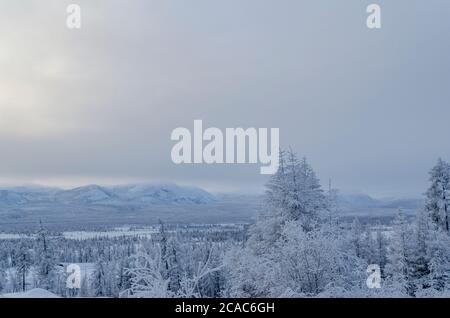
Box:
265;149;327;231
425;158;450;232
15;241;32;292
35;221;56;291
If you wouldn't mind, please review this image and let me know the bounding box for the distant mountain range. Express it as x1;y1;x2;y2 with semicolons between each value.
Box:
0;184;424;215
0;184;216;206
337;193;424;212
0;185;426;230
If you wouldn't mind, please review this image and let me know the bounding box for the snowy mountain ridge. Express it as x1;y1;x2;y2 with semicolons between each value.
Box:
337;192;424;211
0;184;423;210
0;183;216;206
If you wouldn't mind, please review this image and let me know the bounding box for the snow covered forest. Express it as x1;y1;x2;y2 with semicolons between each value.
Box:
1;151;450;298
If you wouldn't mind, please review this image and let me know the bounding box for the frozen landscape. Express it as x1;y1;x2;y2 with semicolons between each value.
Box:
0;152;448;298
1;0;450;301
0;183;422;232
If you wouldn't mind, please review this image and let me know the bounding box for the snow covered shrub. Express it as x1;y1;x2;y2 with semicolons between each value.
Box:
224;245;281;297
122;250;171;298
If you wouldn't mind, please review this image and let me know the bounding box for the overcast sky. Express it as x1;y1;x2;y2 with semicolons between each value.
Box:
1;0;449;197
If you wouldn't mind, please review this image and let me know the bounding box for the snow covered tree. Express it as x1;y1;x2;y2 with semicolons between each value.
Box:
349;218;365;259
425;158;450;232
427;230;450;291
123;249;171;298
226;149;354;297
91;260;108;297
157;221;182;293
34;221;57;291
265;149;327;231
278;221;364;296
15;242;32;292
224;245;280;297
116;258;133;294
385;210;413;295
177;247;223;298
373;227;388;275
78;276;90;297
0;267;6;293
407;210;431;291
7;270;20;293
197;246;225;297
89;260;122;297
325;185;340;229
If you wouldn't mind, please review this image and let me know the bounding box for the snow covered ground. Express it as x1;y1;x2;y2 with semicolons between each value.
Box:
1;288;60;298
0;233;31;240
62;227;160;240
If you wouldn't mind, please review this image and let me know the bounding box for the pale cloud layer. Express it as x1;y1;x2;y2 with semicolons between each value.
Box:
1;0;450;196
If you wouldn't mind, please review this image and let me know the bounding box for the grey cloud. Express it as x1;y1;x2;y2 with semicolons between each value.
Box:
0;0;449;196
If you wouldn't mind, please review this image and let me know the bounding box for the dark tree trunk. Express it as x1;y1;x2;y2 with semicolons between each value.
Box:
22;270;26;292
